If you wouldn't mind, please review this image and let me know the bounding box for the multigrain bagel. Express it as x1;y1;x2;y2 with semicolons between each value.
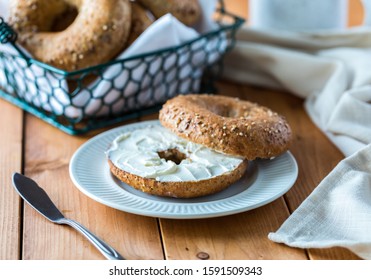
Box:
137;0;201;26
8;0;132;71
106;123;248;198
159;94;292;160
127;1;155;46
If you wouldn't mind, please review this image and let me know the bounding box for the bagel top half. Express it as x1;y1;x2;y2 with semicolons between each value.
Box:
159;94;293;160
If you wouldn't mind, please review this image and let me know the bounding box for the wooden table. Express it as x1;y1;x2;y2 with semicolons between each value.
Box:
0;0;364;260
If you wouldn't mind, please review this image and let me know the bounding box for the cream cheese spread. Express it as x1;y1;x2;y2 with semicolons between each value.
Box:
106;124;244;182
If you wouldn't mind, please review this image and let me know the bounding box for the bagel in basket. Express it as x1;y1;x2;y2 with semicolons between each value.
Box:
8;0;132;71
127;1;155;46
136;0;201;26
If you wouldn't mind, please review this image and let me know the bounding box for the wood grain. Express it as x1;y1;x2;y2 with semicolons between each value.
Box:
0;100;23;260
160;200;307;260
22;115;164;259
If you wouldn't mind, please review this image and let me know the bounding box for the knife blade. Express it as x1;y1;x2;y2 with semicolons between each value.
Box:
12;172;64;222
12;172;124;260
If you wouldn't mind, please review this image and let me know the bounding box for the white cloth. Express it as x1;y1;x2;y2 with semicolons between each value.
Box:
223;26;371;259
269;144;371;260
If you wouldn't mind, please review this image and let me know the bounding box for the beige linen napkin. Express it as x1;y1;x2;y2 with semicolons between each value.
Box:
223;26;371;259
269;143;371;259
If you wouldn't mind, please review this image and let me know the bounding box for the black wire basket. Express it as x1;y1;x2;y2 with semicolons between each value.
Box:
0;2;244;135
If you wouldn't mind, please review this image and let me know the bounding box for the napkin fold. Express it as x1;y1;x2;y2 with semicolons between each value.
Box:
223;26;371;259
269;143;371;260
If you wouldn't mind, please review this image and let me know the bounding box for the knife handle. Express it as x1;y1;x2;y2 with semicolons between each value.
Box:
60;218;125;260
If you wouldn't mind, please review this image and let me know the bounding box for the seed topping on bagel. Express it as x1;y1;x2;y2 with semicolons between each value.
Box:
159;94;292;160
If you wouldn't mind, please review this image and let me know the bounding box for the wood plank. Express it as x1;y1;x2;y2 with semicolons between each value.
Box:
160;200;307;260
22;114;164;259
0;100;23;260
309;248;360;260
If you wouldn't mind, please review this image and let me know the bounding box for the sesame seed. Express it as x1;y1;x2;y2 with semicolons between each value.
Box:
71;53;78;62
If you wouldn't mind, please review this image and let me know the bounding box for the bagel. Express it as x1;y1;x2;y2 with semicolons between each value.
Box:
136;0;201;26
106;123;248;198
126;1;155;46
159;94;292;160
8;0;132;71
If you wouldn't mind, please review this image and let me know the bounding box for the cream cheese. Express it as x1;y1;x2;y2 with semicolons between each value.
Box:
106;124;244;182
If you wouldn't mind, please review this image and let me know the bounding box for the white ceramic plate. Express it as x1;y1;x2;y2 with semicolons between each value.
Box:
69;120;298;219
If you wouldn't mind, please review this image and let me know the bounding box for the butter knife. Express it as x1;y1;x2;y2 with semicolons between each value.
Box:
12;172;124;260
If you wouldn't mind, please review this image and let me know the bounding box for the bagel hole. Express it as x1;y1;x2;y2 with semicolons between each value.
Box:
209;104;238;118
51;6;78;32
158;149;187;165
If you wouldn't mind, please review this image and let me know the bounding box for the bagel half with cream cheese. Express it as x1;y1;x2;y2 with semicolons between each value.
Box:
106;123;248;198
